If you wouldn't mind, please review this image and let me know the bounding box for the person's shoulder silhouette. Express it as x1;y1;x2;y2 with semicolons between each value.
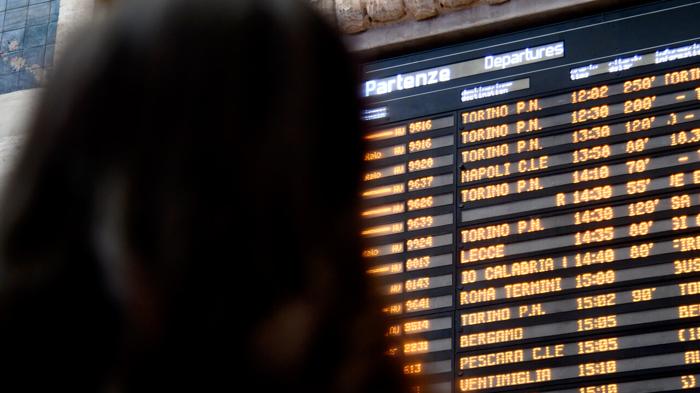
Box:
0;0;404;391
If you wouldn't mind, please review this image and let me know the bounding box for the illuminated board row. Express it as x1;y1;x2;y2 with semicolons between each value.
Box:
365;116;455;143
363;170;700;263
545;373;700;393
458;235;698;285
459;84;700;147
409;373;700;393
459;192;700;246
460;66;700;128
401;321;700;391
374;167;700;242
457;349;700;391
459;108;700;166
365;146;700;209
461;209;700;263
383;252;700;319
456;301;700;349
364;108;700;177
459;126;700;186
386;195;700;295
396;321;700;387
457;277;700;325
461;168;700;222
458;327;700;371
459;149;700;204
376;232;700;317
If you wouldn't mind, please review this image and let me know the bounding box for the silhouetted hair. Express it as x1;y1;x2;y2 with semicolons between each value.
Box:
0;0;401;391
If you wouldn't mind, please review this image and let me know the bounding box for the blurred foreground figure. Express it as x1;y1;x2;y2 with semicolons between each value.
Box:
0;0;402;391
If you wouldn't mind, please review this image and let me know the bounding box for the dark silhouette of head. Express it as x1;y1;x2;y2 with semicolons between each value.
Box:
0;0;402;391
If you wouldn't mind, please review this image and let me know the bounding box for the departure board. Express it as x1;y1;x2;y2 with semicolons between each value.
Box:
360;1;700;393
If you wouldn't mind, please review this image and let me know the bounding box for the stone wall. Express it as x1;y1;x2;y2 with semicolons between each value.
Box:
309;0;638;55
326;0;511;34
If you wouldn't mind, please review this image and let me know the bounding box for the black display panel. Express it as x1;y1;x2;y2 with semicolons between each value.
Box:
360;1;700;393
